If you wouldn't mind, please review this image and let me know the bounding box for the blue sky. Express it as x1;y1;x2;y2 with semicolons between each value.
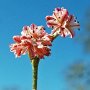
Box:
0;0;90;90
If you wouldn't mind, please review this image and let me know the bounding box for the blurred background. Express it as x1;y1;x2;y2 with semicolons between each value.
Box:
0;0;90;90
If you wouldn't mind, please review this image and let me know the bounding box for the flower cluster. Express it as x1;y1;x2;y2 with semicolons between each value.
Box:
10;24;53;59
46;7;80;38
10;7;80;60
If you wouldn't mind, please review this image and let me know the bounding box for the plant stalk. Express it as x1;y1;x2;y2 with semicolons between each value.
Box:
31;58;39;90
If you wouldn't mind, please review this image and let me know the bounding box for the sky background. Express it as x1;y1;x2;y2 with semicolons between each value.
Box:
0;0;90;90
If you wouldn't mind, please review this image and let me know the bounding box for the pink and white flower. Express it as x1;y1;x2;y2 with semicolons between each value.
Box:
10;24;53;59
46;7;80;38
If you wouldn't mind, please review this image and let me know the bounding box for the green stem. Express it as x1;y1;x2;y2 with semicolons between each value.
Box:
31;58;39;90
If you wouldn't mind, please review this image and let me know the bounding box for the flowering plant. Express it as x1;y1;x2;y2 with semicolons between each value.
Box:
10;7;80;90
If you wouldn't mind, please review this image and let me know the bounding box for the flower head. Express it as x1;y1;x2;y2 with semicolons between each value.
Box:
46;7;80;38
10;24;52;59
